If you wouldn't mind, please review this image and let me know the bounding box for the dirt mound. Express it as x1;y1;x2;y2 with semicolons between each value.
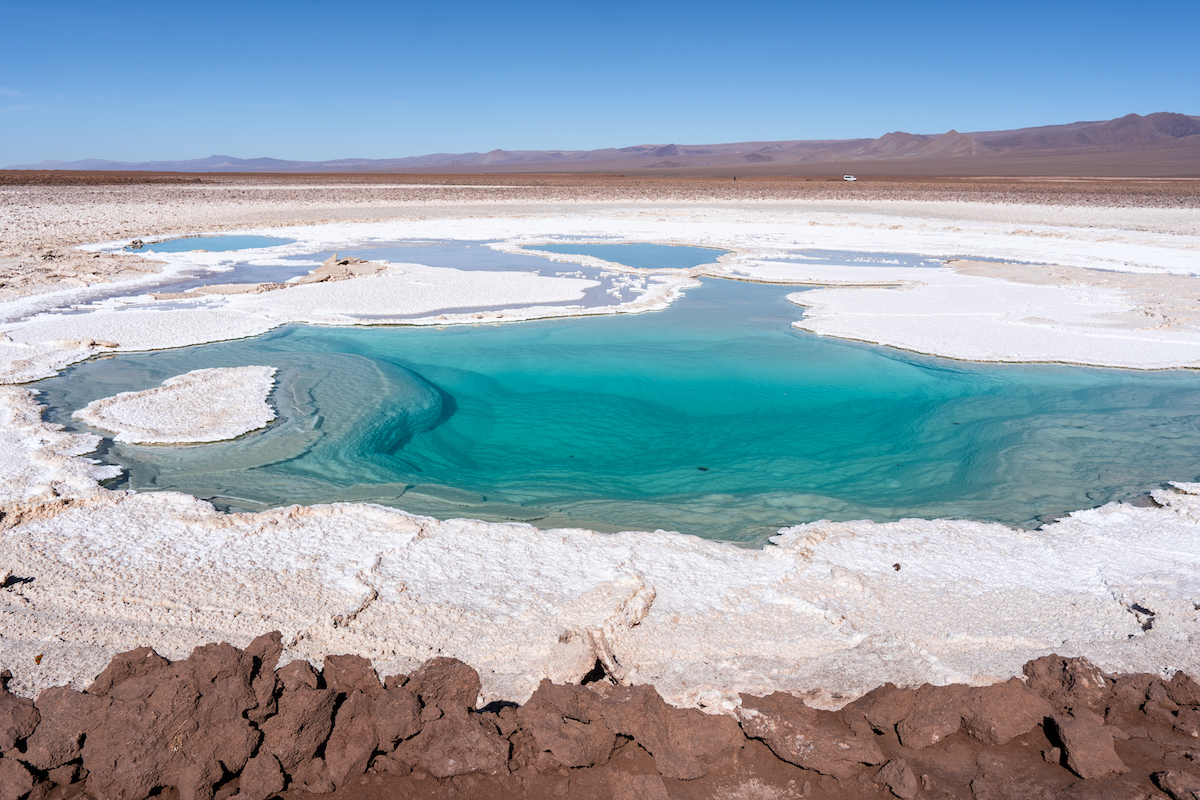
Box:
4;639;1200;798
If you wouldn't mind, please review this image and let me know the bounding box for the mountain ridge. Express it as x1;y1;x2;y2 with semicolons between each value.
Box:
9;112;1199;176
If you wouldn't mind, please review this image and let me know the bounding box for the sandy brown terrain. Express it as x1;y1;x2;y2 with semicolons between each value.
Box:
5;170;1200;202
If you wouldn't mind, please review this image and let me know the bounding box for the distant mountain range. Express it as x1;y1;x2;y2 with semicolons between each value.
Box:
10;112;1200;177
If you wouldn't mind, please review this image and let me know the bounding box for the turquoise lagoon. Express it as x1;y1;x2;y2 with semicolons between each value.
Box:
36;278;1200;545
125;235;293;253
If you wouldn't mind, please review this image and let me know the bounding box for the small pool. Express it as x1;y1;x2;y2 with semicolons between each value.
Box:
339;242;566;272
126;235;294;253
99;241;654;313
775;249;948;269
524;243;727;271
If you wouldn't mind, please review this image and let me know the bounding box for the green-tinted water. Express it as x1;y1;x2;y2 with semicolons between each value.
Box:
36;280;1200;544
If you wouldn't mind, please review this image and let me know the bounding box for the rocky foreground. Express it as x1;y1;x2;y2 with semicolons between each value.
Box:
1;637;1200;799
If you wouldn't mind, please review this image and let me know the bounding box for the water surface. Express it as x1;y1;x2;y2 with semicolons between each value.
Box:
126;235;293;253
37;280;1200;545
524;243;726;270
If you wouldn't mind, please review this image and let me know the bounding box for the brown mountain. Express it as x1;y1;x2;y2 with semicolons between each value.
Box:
10;112;1200;177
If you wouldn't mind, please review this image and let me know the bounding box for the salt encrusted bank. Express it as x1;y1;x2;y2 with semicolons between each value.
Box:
73;366;277;444
3;190;1200;711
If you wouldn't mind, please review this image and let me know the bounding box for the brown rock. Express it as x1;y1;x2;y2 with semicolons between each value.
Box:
738;691;883;780
1146;702;1179;726
276;660;320;692
0;688;39;753
844;683;917;735
82;642;261;800
290;758;333;794
259;685;337;774
404;658;481;719
489;705;520;737
1150;680;1181;710
46;763;81;787
1048;711;1129;779
1110;673;1157;708
1168;674;1200;707
610;771;671;800
1024;655;1110;712
397;708;509;778
1154;769;1200;800
370;753;410;776
234;753;284;800
373;685;421;749
596;684;744;779
323;655;380;696
516;681;615;768
245;632;282;725
961;678;1053;746
895;683;966;749
506;727;557;774
0;758;34;800
876;758;919;799
1176;709;1200;738
21;687;106;770
1056;775;1159;800
322;690;378;787
244;631;283;672
85;646;170;696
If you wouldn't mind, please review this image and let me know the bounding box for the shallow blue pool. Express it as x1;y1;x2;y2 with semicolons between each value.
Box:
524;243;726;270
126;235;293;253
36;279;1200;544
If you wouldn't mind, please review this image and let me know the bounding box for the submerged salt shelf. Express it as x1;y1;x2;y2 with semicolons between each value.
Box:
38;279;1200;543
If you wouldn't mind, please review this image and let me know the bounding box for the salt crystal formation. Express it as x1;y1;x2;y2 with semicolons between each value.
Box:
72;366;277;444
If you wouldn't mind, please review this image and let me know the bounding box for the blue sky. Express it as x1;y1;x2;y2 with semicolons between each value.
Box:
2;0;1197;165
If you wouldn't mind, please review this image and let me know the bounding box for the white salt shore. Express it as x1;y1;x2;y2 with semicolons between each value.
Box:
3;193;1200;713
73;366;277;444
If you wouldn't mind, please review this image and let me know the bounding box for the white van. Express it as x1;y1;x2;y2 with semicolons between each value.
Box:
843;175;858;182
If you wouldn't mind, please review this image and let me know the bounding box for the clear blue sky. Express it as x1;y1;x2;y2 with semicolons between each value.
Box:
2;0;1197;165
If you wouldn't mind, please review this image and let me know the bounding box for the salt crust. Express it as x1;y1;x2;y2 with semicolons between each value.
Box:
0;386;119;504
73;366;277;444
4;203;1200;710
787;273;1200;368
